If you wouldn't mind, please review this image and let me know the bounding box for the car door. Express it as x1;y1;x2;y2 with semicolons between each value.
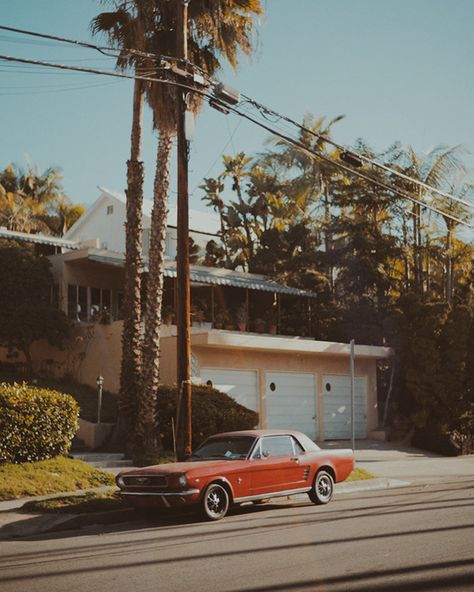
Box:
249;435;309;495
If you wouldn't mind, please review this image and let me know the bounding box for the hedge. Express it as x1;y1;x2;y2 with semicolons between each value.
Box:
155;384;259;450
0;382;79;463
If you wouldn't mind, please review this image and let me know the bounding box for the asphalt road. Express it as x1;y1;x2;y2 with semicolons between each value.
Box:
0;478;473;592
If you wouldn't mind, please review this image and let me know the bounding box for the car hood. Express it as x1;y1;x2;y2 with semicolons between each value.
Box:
120;459;245;476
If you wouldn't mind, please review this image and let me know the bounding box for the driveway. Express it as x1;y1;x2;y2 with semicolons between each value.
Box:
321;439;474;484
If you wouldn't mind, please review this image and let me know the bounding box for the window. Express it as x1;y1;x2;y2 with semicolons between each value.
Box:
292;437;305;454
259;436;294;458
106;205;114;215
192;436;255;460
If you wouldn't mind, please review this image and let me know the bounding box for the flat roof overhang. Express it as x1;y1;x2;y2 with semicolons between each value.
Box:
187;330;393;359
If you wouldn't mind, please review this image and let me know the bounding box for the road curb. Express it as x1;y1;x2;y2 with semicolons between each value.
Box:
336;477;411;494
0;477;411;540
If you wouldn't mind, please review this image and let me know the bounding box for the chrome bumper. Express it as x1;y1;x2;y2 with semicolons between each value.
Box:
120;488;200;497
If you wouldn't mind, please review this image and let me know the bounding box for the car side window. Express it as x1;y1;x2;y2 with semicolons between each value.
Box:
251;440;262;459
292;437;305;454
260;436;294;458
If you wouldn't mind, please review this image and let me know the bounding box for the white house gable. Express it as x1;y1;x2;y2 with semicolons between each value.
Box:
64;187;220;258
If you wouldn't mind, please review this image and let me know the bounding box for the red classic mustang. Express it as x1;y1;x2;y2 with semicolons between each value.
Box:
116;429;355;520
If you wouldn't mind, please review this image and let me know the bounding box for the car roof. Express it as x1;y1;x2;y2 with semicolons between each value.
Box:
209;429;307;439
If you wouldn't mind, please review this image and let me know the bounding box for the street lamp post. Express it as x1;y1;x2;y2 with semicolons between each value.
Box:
96;375;104;424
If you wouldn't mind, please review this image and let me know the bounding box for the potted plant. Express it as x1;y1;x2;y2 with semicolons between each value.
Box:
235;303;247;331
191;304;205;327
255;317;265;333
214;311;224;330
162;305;176;326
265;308;278;335
223;308;234;331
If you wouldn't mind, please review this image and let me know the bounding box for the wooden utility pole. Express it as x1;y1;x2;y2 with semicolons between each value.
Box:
176;0;192;460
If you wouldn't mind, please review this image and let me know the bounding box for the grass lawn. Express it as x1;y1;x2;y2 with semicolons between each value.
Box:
0;457;115;501
346;467;375;481
22;489;124;514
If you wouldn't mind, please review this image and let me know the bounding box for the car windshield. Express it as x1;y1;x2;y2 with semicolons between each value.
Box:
189;436;255;460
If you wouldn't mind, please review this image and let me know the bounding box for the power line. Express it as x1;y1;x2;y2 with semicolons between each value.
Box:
243;94;474;211
225;103;474;229
0;24;198;71
0;51;471;229
2;23;472;213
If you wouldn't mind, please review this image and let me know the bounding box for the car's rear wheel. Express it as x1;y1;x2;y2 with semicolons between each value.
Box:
202;483;230;521
308;470;334;505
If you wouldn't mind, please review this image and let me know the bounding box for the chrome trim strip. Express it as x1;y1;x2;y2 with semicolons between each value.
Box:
234;487;311;503
120;488;199;497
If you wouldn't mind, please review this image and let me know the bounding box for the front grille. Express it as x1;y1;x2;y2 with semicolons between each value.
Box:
123;475;168;487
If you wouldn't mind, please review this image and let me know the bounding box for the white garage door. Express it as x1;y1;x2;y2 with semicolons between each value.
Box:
265;372;317;440
322;375;367;439
200;368;258;412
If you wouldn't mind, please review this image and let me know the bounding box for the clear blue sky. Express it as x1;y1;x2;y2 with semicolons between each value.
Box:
1;0;473;237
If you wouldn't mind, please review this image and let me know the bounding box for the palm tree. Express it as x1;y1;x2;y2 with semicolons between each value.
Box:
91;2;155;442
139;0;263;457
391;144;466;295
0;162;76;235
433;176;473;304
267;113;344;290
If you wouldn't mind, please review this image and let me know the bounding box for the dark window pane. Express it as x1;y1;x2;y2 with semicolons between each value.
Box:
292;437;304;454
67;284;77;319
78;286;87;321
261;436;293;458
192;436;255;460
102;289;111;310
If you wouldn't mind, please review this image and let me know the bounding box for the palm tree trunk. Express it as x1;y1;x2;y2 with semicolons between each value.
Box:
322;177;334;294
137;130;174;457
402;214;410;290
119;78;145;443
234;177;254;269
446;223;453;305
412;203;419;291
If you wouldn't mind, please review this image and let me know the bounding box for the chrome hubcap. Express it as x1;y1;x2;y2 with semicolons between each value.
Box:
206;488;226;515
318;476;332;499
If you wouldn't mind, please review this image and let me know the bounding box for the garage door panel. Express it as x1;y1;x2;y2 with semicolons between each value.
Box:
265;372;317;440
323;375;367;439
200;368;258;412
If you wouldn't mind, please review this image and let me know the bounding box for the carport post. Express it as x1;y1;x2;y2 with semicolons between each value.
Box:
350;339;355;451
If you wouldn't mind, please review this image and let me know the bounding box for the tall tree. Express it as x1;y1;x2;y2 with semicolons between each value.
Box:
0;242;70;374
389;144;466;295
92;2;155;443
0;163;81;236
138;0;263;458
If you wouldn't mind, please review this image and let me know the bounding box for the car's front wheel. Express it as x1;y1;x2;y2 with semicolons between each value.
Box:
308;470;334;505
202;483;230;521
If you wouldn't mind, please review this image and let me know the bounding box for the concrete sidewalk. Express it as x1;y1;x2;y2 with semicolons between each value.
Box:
322;439;474;484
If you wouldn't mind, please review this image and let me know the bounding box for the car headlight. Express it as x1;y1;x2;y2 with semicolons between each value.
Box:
116;475;125;488
178;474;188;487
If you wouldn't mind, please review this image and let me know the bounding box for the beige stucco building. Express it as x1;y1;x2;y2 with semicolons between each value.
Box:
0;189;392;442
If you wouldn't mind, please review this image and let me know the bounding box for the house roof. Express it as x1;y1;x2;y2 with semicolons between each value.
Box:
86;249;318;298
0;227;82;250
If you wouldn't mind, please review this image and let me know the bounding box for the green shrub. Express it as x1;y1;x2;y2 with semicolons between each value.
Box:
0;382;79;463
155;384;258;450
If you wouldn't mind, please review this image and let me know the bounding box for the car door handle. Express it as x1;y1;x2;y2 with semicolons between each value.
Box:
291;457;300;463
